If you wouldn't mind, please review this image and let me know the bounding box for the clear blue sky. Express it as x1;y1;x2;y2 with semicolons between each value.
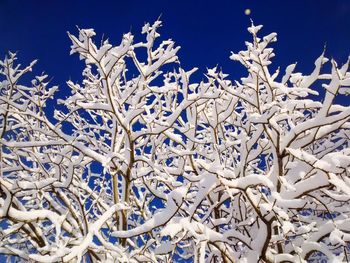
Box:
0;0;349;99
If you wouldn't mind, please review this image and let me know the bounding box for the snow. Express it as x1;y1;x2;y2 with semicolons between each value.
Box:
1;19;350;263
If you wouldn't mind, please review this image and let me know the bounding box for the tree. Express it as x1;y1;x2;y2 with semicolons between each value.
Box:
1;20;350;262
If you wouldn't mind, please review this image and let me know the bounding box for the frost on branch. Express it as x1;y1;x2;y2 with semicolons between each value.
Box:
1;20;350;262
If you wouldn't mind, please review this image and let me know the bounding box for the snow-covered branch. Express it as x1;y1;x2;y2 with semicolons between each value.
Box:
1;20;350;262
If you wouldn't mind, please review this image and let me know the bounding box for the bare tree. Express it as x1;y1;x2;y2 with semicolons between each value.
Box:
1;21;350;262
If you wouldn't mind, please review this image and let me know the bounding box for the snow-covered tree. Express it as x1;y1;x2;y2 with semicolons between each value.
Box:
1;20;350;262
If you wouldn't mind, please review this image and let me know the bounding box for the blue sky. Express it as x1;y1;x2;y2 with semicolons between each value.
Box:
0;0;349;99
